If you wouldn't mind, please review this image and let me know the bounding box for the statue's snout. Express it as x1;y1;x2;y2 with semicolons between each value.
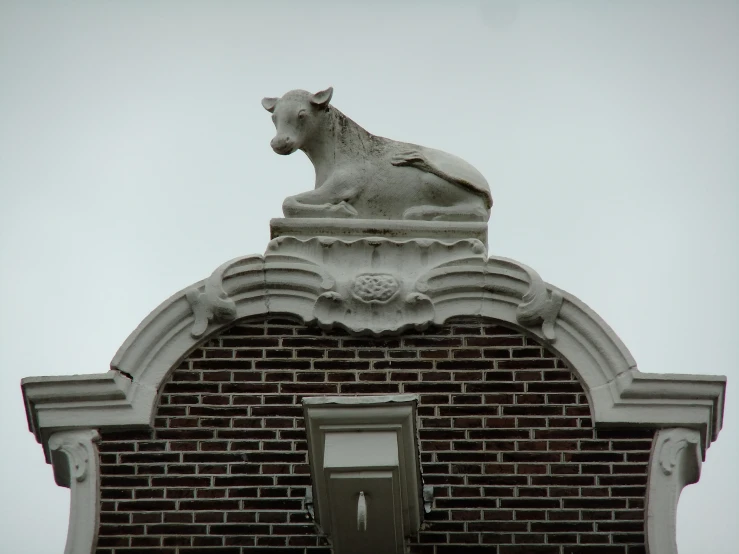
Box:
270;135;295;155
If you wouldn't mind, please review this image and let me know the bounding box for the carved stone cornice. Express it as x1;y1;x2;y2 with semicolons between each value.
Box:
22;371;150;461
48;429;101;554
646;428;702;554
599;372;726;454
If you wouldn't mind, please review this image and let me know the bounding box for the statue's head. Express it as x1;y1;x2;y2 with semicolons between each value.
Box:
261;87;333;155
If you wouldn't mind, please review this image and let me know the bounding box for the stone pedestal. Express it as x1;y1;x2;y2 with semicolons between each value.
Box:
270;217;490;246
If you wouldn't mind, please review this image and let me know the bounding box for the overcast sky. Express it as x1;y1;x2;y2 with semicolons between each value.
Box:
1;1;737;552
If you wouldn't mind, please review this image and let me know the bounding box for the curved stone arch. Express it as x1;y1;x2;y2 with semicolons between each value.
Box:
109;253;612;421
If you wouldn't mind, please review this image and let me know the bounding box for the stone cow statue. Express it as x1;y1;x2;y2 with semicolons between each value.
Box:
262;87;493;222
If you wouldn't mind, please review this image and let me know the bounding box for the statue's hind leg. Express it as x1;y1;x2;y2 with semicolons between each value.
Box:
402;204;489;222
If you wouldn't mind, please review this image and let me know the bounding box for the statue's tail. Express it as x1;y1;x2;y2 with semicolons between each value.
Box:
391;147;493;209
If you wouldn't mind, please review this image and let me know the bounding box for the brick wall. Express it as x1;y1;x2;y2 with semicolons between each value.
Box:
95;316;654;554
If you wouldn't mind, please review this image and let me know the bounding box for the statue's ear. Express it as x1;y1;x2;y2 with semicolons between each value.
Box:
261;97;278;113
310;87;333;108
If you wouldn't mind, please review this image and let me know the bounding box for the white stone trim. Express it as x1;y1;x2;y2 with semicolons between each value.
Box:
645;428;702;554
48;429;101;554
303;393;420;406
22;238;725;458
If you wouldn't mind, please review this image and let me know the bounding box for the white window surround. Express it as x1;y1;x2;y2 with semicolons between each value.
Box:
302;394;423;554
20;231;727;554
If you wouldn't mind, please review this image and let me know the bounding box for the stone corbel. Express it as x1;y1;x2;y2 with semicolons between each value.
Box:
48;429;101;554
646;427;702;554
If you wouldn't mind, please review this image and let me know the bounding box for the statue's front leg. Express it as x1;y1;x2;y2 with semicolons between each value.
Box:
282;190;358;219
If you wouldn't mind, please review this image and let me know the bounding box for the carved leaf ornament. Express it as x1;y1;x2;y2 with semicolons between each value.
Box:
49;434;93;482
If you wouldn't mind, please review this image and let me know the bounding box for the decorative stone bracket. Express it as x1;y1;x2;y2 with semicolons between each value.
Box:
49;429;101;554
646;428;702;554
